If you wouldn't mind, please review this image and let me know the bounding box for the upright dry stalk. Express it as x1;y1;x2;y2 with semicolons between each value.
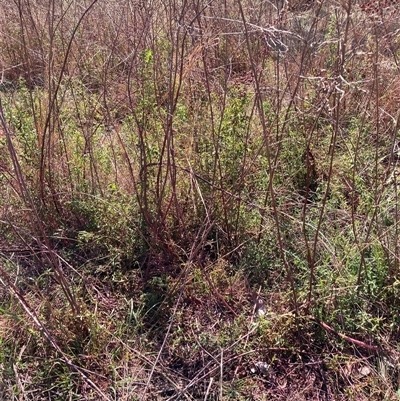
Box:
0;97;80;314
236;0;298;310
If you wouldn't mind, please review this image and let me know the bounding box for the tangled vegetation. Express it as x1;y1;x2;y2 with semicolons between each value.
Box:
1;0;400;399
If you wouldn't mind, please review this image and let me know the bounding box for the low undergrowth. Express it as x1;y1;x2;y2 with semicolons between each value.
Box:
1;0;400;399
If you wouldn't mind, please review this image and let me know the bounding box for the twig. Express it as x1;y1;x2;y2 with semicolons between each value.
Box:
203;377;213;401
313;317;379;352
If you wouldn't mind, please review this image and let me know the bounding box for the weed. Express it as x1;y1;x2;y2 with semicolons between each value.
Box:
1;0;400;399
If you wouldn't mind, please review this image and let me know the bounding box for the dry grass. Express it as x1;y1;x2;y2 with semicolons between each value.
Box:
1;0;400;399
